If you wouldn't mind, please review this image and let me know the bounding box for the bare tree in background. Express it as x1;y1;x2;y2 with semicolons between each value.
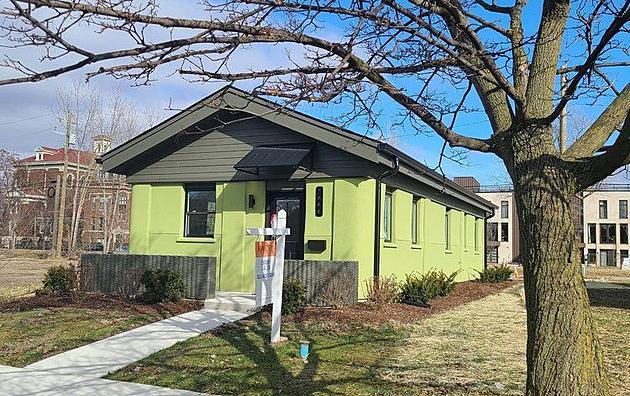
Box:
0;149;17;251
51;82;143;253
1;0;629;394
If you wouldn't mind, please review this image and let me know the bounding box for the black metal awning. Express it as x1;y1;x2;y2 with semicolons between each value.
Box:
234;145;312;175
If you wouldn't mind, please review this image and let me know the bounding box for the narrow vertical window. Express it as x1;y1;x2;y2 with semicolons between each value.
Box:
599;200;608;219
384;191;393;242
411;197;419;244
474;219;479;252
620;200;628;219
463;216;468;248
621;224;628;244
445;209;451;250
500;200;509;218
185;185;216;237
501;222;509;242
588;223;596;244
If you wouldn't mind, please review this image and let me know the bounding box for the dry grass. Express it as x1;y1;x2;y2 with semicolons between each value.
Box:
385;288;526;395
586;266;630;283
0;253;75;298
385;287;630;395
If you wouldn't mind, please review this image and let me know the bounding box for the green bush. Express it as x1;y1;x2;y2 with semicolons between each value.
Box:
282;278;307;315
364;275;399;306
477;265;513;283
399;269;459;305
139;269;186;303
37;265;77;295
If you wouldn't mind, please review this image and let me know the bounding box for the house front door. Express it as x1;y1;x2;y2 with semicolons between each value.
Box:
266;191;305;260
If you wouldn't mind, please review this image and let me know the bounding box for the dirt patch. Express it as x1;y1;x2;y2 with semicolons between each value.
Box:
0;293;202;316
287;280;515;326
0;255;74;290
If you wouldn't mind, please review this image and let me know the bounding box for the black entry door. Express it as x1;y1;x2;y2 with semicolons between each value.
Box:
266;191;305;259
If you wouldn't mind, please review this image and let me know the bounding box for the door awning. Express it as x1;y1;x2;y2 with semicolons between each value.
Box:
234;146;312;175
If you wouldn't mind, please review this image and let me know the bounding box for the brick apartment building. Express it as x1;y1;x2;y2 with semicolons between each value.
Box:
2;136;131;252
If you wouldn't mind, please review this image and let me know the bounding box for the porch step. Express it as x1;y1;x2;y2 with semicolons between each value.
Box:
204;292;257;313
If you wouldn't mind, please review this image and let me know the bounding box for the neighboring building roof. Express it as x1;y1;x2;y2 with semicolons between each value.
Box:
17;147;95;167
100;86;494;214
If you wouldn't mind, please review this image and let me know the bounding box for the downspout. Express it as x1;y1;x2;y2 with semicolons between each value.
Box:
373;154;400;278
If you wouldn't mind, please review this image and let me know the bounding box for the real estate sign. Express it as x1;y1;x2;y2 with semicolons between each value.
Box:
255;240;275;306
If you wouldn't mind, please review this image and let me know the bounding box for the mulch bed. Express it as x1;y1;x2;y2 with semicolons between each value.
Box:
286;280;516;326
0;293;202;316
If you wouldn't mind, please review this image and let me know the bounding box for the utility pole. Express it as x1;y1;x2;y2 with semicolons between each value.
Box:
559;66;568;154
54;113;71;258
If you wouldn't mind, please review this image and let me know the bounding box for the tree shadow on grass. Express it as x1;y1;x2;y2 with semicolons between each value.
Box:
588;287;630;309
116;315;408;396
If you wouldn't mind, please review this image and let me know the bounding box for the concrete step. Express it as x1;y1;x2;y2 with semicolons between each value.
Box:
204;292;257;313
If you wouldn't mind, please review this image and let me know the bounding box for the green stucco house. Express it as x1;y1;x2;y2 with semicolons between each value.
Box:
100;87;494;295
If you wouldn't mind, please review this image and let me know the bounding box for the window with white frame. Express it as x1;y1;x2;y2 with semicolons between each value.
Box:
384;190;393;242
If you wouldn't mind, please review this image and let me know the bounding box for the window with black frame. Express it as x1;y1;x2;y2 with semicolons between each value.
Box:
185;185;216;238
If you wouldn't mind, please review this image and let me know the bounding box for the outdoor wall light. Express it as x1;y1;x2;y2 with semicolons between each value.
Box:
300;340;310;362
248;194;256;209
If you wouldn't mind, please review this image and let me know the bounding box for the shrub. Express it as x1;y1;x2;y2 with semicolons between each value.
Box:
37;265;77;295
282;278;307;315
399;269;459;305
478;265;513;283
364;275;399;307
139;269;186;303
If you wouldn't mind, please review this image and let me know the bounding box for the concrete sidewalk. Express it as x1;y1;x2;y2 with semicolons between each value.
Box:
0;365;205;396
26;308;248;378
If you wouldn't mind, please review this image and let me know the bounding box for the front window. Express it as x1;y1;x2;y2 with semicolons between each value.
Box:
599;200;608;219
587;249;597;264
620;200;628;219
500;201;509;218
588;223;596;244
501;222;509;242
599;223;616;244
185;185;216;238
621;224;628;244
383;191;393;242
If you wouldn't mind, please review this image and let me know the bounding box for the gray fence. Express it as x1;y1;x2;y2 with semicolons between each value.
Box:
284;260;359;306
80;253;216;300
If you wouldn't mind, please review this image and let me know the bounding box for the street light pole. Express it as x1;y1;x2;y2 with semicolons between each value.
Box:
54;113;71;258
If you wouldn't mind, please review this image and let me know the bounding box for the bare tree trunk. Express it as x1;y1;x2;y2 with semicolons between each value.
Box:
507;125;610;395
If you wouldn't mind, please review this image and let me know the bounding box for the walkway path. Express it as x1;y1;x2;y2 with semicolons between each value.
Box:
0;365;205;396
3;308;248;395
26;308;247;378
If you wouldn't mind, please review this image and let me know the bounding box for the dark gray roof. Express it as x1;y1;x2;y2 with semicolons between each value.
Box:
100;86;494;213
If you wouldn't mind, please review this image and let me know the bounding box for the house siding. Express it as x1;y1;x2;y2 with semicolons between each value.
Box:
129;178;484;296
125;116;377;184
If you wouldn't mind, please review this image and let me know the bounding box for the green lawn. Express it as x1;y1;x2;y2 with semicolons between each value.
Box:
109;319;409;395
109;287;630;396
0;297;200;367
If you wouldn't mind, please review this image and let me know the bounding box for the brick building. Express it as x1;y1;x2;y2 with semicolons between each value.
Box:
3;136;131;252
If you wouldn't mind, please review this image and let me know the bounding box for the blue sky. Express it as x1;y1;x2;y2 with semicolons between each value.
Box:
0;1;627;185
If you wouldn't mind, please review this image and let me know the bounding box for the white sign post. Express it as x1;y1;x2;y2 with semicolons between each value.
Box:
246;209;290;344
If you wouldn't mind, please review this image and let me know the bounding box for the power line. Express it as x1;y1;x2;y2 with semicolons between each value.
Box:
0;114;49;126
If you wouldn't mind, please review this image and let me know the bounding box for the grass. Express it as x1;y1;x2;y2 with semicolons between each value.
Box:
384;288;630;395
109;318;410;395
0;305;175;367
109;286;630;396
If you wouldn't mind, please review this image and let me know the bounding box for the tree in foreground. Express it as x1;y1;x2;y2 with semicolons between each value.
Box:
1;0;628;394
